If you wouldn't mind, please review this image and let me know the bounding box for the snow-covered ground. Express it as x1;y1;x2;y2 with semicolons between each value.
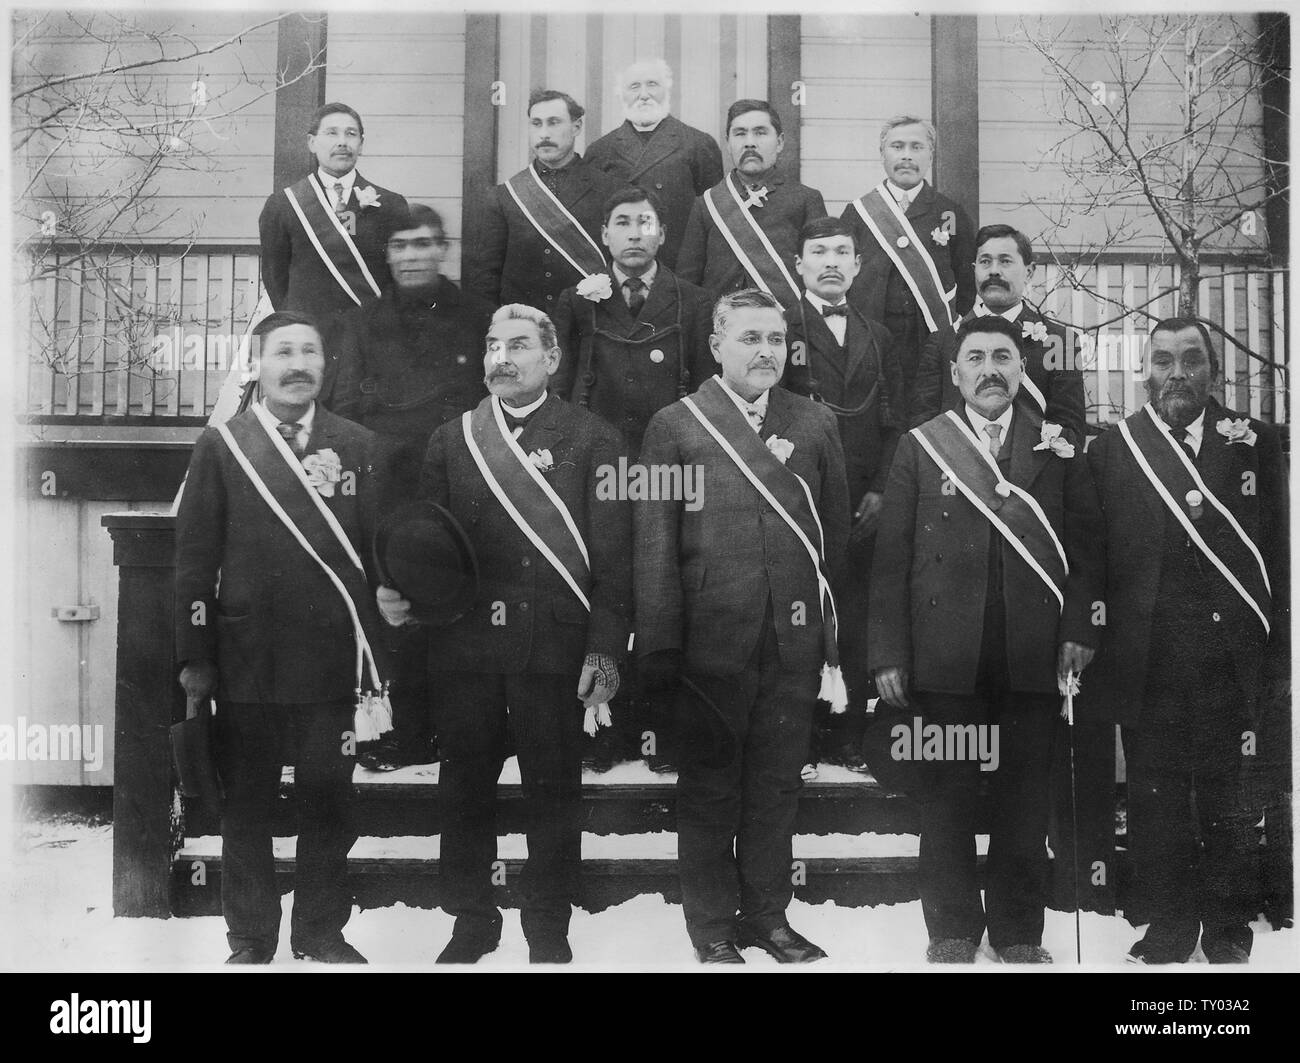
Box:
2;814;1296;972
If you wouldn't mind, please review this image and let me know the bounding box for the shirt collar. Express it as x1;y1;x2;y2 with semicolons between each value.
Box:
317;168;357;201
965;401;1013;441
804;291;848;315
612;261;657;291
716;375;770;419
972;298;1024;323
499;389;549;419
262;399;316;435
885;178;925;204
1149;404;1207;446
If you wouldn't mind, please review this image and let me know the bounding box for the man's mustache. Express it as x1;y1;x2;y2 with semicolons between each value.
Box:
740;150;761;161
977;376;1008;392
819;271;843;281
750;359;779;371
278;373;317;386
980;278;1007;290
486;367;517;381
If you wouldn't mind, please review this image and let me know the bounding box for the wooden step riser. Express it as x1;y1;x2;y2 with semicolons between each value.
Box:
170;860;932;916
182;792;924;838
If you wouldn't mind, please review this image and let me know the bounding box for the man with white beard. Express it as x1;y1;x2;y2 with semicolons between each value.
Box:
586;58;724;270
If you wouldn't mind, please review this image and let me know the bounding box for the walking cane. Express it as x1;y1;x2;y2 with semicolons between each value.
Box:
1062;669;1082;964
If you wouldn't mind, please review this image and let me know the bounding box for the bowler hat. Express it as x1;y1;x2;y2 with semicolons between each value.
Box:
859;702;925;796
171;704;224;815
373;500;478;626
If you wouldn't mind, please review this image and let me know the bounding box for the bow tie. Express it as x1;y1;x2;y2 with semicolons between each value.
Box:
821;304;848;318
503;408;534;430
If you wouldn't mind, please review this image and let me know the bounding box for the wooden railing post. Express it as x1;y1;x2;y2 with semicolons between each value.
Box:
103;512;181;918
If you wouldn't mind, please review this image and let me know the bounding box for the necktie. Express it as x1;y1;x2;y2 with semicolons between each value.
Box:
743;403;764;433
895;190;910;211
277;421;305;457
984;422;1003;458
333;182;346;213
624;276;646;317
1180;430;1198;465
503;409;532;439
821;304;847;318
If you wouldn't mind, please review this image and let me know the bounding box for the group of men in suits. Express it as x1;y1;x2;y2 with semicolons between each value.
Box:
175;77;1287;967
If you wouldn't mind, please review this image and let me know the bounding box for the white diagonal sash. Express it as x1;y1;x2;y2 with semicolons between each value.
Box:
702;179;802;306
461;398;592;611
302;176;383;298
853;184;955;333
216;408;382;691
1117;405;1271;634
504;167;606;279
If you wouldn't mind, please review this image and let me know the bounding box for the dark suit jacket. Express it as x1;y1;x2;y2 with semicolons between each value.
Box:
842;181;976;323
258;171;408;325
868;406;1104;695
635;379;850;676
466;156;620;313
911;305;1088;445
676;171;827;300
174;406;378;704
419;393;632;676
782;297;905;502
1086;399;1290;726
585;115;725;270
326;278;495;499
552;265;714;458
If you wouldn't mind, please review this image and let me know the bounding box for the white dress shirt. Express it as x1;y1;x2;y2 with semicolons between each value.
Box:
612;262;658;307
318;167;358;209
265;400;315;455
500;389;549;438
885;178;925;210
716;375;769;433
965;402;1014;458
805;291;849;346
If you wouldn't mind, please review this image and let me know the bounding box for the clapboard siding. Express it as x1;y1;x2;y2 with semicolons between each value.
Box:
325;13;467;280
12;12;278;244
799;14;933;215
977;14;1269;253
494;13;768;182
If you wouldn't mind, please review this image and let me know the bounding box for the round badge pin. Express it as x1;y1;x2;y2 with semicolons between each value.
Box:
1185;489;1203;508
995;481;1012;498
896;236;910;249
649;349;665;363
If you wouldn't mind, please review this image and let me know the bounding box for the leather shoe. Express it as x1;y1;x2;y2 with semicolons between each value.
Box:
1125;934;1193;965
1201;930;1251;965
437;932;500;965
926;938;978;963
737;922;827;963
694;940;745;964
528;936;573;964
996;943;1052;964
291;937;367;963
225;945;274;964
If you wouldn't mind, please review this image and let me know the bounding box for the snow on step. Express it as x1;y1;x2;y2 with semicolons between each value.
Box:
333;757;879;787
178;833;988;862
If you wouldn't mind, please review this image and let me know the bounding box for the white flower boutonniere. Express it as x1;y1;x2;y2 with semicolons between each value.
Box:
1022;320;1049;345
576;274;613;303
930;227;950;247
355;186;380;210
302;448;343;497
528;448;555;471
766;436;794;464
1032;421;1076;459
1216;417;1257;446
